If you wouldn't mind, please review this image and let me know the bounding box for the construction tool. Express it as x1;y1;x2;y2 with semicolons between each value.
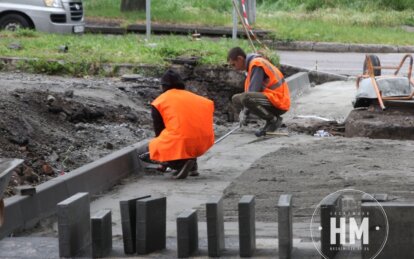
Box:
255;130;289;137
214;125;240;144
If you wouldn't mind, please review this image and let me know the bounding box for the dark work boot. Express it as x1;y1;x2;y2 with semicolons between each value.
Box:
265;116;283;132
255;116;283;137
174;159;196;179
189;161;199;176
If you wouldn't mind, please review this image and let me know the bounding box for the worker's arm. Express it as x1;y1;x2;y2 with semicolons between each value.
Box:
151;105;165;137
247;66;266;92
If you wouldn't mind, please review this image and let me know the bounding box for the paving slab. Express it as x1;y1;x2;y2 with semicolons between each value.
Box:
57;192;91;258
91;209;112;258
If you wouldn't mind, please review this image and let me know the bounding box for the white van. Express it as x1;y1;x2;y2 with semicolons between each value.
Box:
0;0;84;34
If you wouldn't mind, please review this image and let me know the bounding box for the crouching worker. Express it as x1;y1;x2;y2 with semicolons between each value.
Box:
137;70;215;179
227;47;291;137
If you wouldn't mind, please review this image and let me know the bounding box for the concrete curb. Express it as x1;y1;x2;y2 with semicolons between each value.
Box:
0;141;145;239
85;24;270;38
281;63;351;85
84;24;414;54
267;40;414;54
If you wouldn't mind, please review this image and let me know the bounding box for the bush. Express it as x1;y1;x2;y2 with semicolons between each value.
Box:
380;0;413;11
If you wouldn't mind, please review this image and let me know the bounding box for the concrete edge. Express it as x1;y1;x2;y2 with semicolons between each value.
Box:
0;141;146;239
84;24;413;53
281;63;352;85
285;72;311;100
269;40;414;53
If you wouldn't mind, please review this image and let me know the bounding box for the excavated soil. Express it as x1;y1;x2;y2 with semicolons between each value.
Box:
346;103;414;140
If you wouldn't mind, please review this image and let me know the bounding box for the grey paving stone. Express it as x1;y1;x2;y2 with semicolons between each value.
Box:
313;42;350;52
206;196;225;257
136;197;167;254
35;178;69;219
349;44;398;53
320;192;342;259
119;195;151;254
0;196;24;238
278;194;293;259
177;209;199;258
398;46;414;53
272;41;315;51
362;202;414;259
57;192;91;258
91;209;112;258
238;195;256;257
286;72;311;100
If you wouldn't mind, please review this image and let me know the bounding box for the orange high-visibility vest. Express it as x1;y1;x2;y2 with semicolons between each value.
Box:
149;89;215;162
245;57;291;111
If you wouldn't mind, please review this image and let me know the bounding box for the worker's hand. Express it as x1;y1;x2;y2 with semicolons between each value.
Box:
239;108;249;127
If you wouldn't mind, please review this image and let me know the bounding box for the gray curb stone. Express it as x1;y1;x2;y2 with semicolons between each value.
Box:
0;141;146;239
278;194;293;259
57;192;91;258
91;209;112;258
177;209;199;258
206;196;225;257
238;195;256;257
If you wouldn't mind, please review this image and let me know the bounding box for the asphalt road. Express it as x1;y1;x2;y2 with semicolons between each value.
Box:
279;51;412;76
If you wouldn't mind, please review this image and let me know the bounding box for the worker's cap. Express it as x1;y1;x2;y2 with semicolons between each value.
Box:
160;70;185;89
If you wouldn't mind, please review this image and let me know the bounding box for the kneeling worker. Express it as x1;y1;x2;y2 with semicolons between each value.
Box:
138;70;215;179
227;47;291;136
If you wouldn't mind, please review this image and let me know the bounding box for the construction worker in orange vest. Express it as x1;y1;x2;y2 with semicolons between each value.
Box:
227;47;291;136
137;70;215;179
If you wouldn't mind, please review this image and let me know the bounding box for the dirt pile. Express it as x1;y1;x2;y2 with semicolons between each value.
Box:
346;103;414;139
0;73;161;196
0;88;153;197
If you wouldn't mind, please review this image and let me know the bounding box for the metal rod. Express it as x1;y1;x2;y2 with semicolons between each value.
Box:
146;0;151;40
215;125;240;144
366;55;386;110
232;5;238;40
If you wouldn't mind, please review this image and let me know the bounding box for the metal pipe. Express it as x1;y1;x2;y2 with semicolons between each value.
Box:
366;55;386;110
215;125;240;144
232;5;238;40
146;0;151;40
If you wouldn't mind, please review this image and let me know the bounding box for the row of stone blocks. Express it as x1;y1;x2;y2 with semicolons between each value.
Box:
57;191;414;258
56;192;293;258
119;194;294;258
57;193;112;258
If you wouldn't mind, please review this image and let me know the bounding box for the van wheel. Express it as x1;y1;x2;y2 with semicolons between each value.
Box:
0;14;31;31
363;54;381;76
